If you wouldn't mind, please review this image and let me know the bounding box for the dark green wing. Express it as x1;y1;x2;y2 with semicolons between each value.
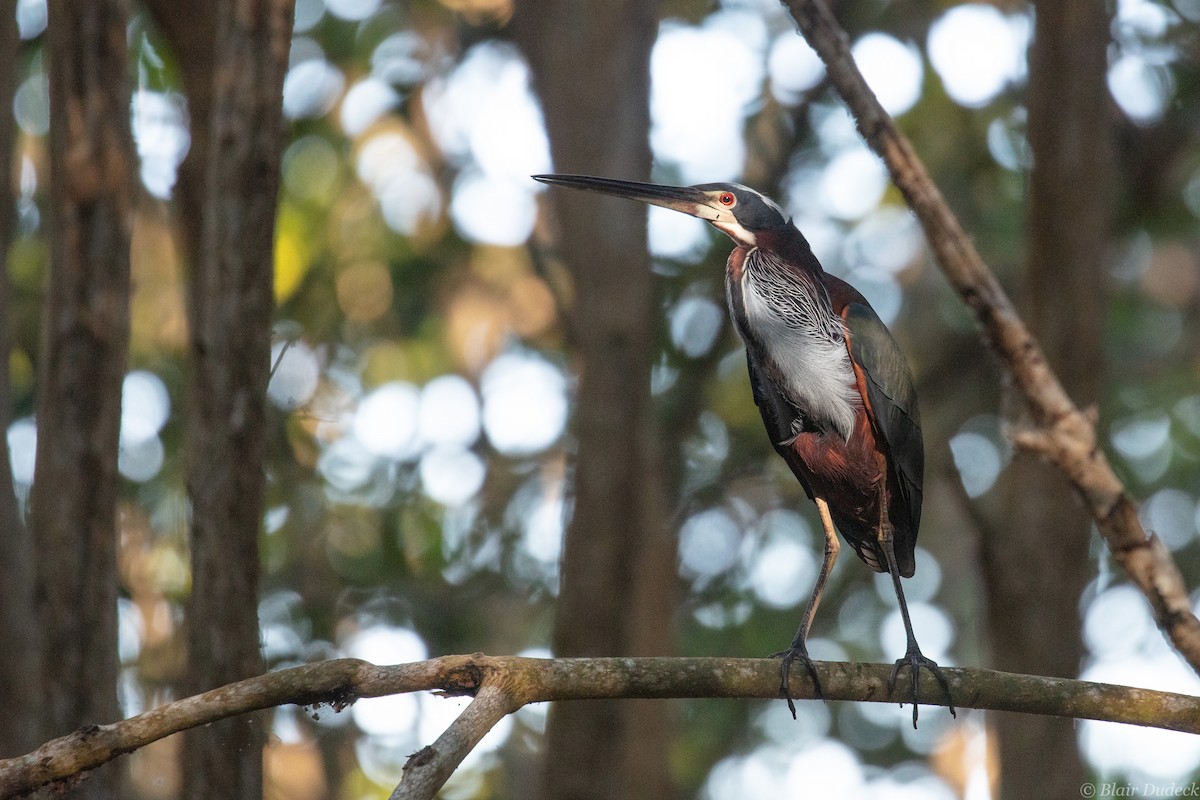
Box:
843;300;924;570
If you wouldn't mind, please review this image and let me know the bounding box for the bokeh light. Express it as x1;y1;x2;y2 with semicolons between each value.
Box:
340;78;398;136
418;375;482;448
881;603;954;664
353;382;422;460
950;432;1001;498
117;372;169;484
877;548;942;605
480;351;567;456
845;267;901;326
986;108;1031;172
325;0;381;22
417;692;513;771
119;436;165;484
1140;488;1196;551
120;371;170;445
520;485;565;573
768;32;824;105
282;58;344;120
131;91;189;200
13;73;49;136
1108;54;1173;124
679;508;741;579
451;170;538;246
852;33;923;116
846;207;923;274
293;0;324;32
419;446;486;506
669;296;724;358
818;146;888;221
283;135;341;204
927;4;1026;108
651;13;765;183
749;536;815;610
1111;412;1171;460
268;340;321;410
16;0;46;39
649;204;710;261
422;40;549;247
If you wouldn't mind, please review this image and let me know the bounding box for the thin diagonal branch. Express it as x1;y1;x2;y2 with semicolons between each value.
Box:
390;683;520;800
2;654;1198;798
780;0;1200;674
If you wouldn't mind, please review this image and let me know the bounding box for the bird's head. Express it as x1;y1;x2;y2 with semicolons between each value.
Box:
532;174;790;247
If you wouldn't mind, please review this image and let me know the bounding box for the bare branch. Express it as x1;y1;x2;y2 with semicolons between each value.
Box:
2;655;1198;798
391;683;520;800
780;0;1200;673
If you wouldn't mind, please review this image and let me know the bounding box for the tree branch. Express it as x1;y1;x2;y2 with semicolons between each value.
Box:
780;0;1200;673
390;683;520;800
1;654;1197;798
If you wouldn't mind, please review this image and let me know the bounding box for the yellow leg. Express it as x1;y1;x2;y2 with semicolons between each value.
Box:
799;497;840;641
772;495;841;717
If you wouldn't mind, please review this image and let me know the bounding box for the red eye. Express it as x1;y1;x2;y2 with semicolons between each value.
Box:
719;192;736;206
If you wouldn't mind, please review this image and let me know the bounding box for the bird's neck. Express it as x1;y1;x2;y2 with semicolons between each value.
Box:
734;225;823;280
729;226;825;286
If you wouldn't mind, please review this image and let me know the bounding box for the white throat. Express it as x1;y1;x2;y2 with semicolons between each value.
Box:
736;250;860;440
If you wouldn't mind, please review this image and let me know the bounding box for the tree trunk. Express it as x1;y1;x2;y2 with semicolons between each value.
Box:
514;3;675;799
142;1;216;266
177;2;293;798
984;2;1112;797
32;0;135;795
0;0;42;761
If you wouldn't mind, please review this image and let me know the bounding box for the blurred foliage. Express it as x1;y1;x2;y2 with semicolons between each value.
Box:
7;0;1200;797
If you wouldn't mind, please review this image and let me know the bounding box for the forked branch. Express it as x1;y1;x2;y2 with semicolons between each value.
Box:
2;654;1198;799
780;0;1200;672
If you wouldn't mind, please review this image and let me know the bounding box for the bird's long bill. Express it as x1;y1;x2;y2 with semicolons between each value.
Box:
532;174;717;221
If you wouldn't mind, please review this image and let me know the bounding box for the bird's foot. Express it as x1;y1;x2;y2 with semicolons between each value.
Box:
769;642;823;720
887;646;956;728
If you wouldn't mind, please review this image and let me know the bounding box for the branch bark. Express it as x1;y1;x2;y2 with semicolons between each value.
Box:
2;654;1197;799
780;0;1200;673
390;683;521;800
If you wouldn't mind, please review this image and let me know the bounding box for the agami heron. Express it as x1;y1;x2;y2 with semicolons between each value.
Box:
533;174;955;726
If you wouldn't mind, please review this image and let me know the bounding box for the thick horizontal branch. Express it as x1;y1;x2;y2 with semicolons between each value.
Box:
2;654;1197;798
781;0;1200;674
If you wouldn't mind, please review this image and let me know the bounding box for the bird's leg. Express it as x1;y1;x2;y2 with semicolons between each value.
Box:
771;496;839;719
879;527;956;728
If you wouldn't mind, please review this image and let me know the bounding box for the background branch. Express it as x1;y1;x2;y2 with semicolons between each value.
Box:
781;0;1200;672
2;654;1197;798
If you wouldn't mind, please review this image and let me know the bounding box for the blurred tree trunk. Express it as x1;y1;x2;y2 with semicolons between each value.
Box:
142;3;215;266
514;3;675;799
984;2;1112;798
0;0;42;761
161;2;294;798
31;1;135;796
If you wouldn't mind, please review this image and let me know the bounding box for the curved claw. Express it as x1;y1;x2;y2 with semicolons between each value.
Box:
770;645;824;720
887;646;956;728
